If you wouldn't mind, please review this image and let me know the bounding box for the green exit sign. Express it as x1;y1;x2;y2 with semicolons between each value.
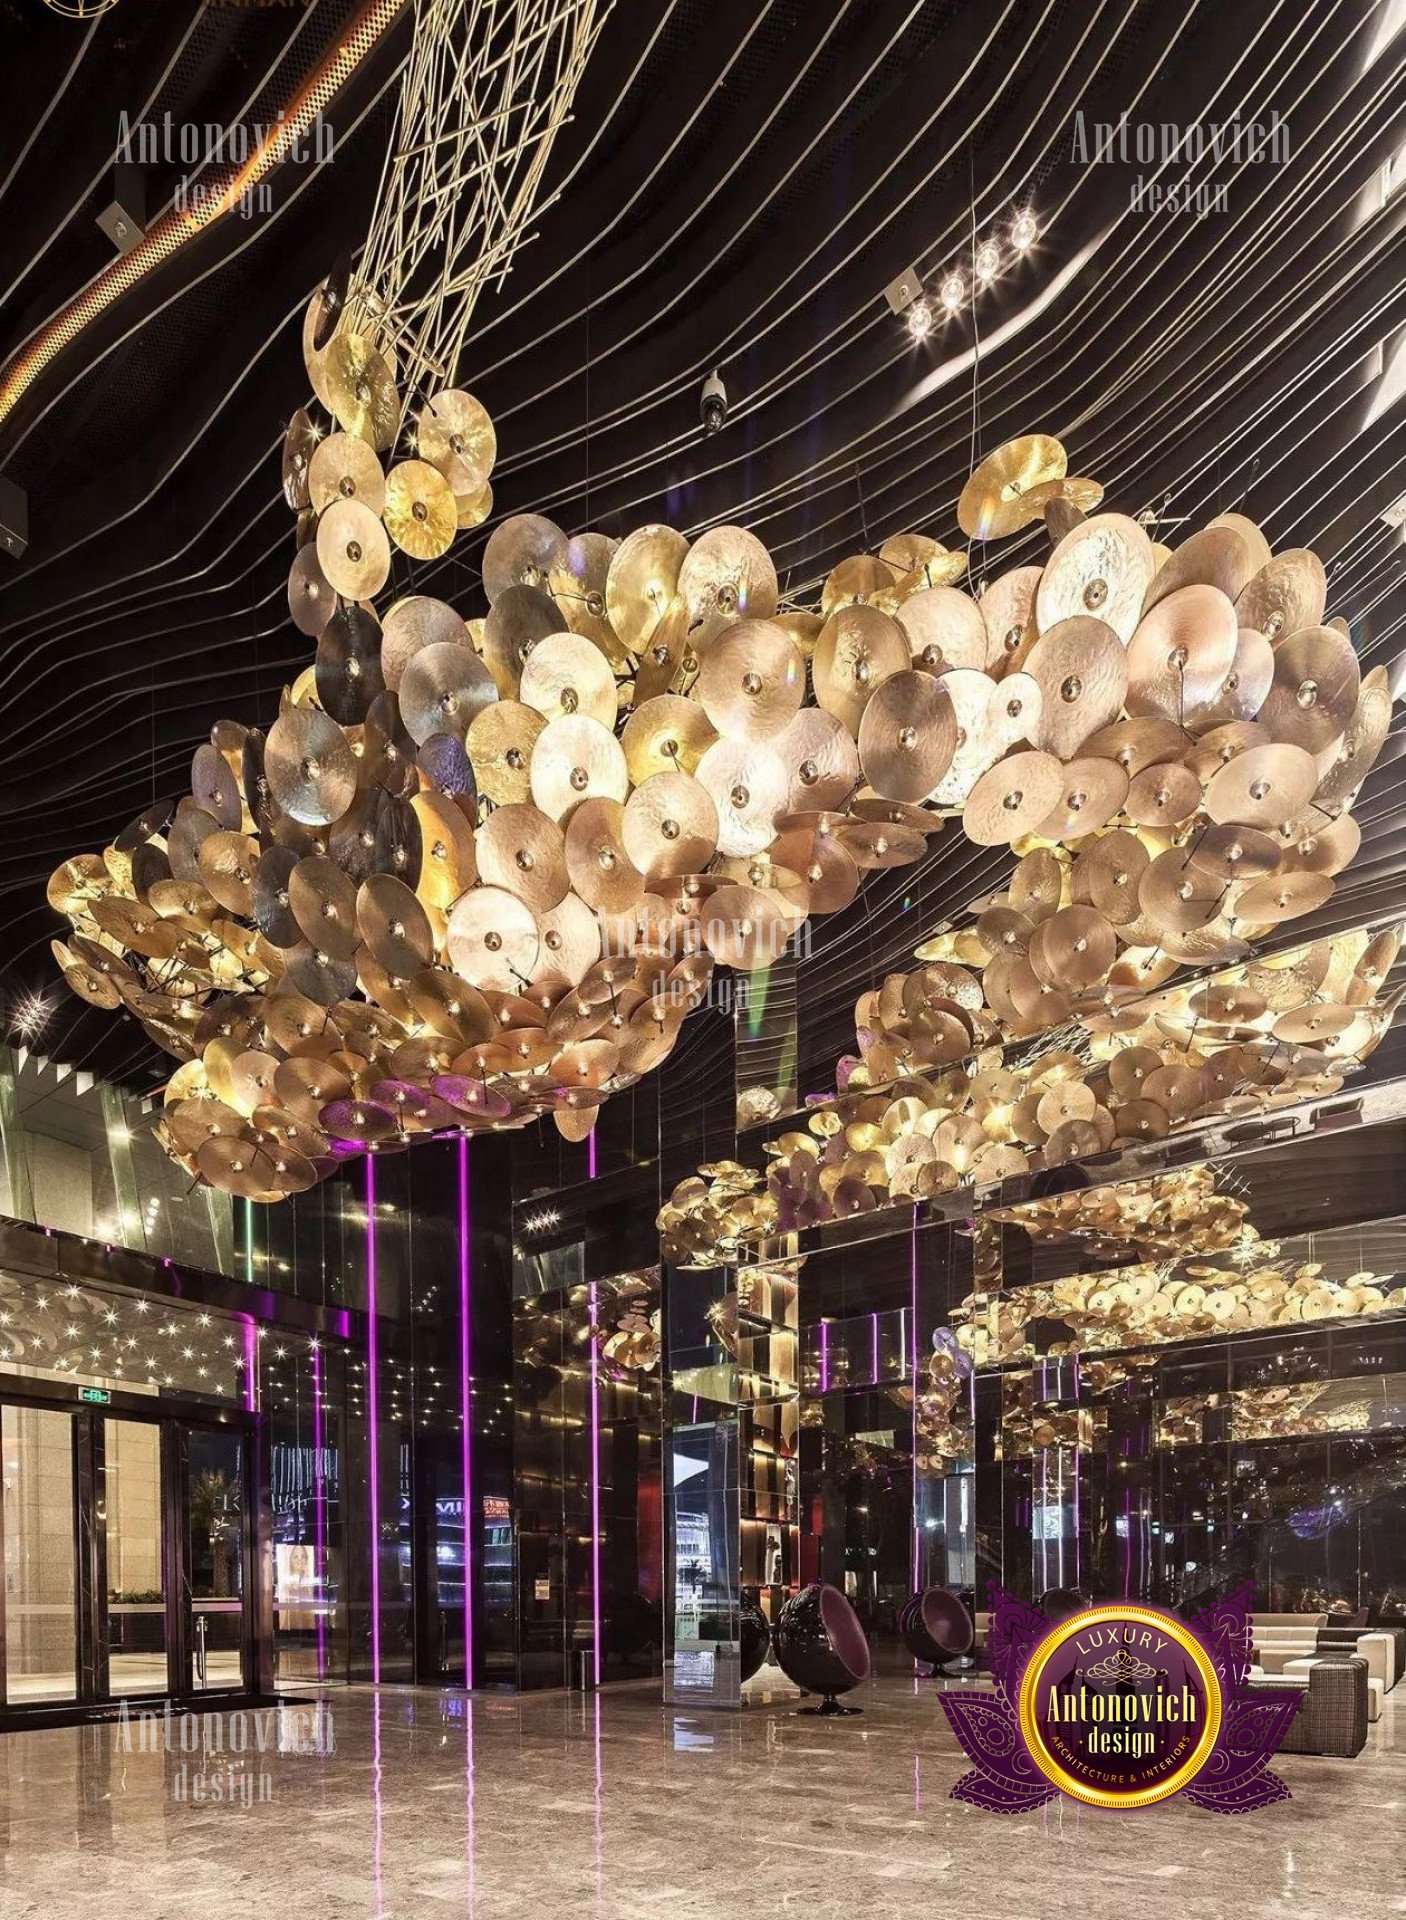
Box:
78;1387;111;1405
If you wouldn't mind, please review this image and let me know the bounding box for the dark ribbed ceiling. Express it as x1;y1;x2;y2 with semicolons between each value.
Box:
1;0;1404;1092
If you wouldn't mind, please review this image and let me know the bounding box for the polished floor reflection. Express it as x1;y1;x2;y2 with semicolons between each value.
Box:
0;1675;1401;1919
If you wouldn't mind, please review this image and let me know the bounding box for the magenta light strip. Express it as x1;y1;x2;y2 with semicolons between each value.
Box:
365;1154;381;1685
586;1125;601;1686
312;1341;327;1682
241;1313;257;1414
588;1277;602;1688
458;1135;474;1688
910;1211;920;1591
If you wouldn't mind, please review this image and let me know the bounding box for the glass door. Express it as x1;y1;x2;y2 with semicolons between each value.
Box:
1;1404;79;1705
101;1417;166;1697
183;1426;248;1692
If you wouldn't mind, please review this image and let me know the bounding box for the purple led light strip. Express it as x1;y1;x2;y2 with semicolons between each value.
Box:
910;1211;919;1590
458;1135;474;1687
587;1128;602;1687
365;1154;381;1685
312;1341;327;1681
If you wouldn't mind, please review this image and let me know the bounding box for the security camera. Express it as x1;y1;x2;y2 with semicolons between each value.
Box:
700;370;728;434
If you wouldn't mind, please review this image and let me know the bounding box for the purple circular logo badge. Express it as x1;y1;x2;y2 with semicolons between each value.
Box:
1017;1603;1223;1809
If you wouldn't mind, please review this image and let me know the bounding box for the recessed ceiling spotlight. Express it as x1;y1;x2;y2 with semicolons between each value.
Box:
938;268;966;313
906;297;934;340
974;237;1002;285
1010;207;1038;253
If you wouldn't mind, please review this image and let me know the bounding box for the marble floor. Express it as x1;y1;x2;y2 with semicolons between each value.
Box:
0;1673;1401;1920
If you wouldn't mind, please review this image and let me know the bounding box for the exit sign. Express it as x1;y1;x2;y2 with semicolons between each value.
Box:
78;1387;111;1405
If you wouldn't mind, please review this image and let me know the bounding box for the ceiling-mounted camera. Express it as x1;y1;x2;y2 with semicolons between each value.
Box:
700;370;728;434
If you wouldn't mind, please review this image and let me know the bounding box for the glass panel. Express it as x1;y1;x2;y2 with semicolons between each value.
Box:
187;1429;245;1691
1;1404;77;1703
103;1419;165;1697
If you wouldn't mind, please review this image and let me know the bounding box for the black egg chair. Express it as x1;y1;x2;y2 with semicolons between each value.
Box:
1038;1586;1091;1624
900;1586;977;1675
774;1584;871;1715
739;1596;771;1683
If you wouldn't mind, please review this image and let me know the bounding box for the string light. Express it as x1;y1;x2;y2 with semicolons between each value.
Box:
906;296;934;340
10;989;51;1041
973;235;1001;285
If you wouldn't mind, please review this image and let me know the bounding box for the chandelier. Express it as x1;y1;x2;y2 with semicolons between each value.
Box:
49;369;1398;1202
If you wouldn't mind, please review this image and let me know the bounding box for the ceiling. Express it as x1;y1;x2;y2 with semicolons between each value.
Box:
2;0;1405;1093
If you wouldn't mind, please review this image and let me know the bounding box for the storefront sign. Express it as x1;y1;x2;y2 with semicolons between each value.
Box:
941;1584;1301;1814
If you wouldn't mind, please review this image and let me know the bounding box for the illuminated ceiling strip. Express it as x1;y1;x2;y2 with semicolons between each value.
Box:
0;0;404;433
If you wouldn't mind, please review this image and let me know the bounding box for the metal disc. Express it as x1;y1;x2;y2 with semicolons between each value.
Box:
962;751;1064;846
1258;626;1361;752
317;497;391;600
1314;668;1391;811
1123;760;1202;828
958;435;1066;539
1197;626;1275;726
1139;847;1226;931
1235;549;1327;642
605;525;690;653
1204;743;1318;830
447;887;541;989
622;773;719;878
695;739;789;857
281;408;316;510
1232;871;1335;927
288;544;337;637
813;603;910;736
529;717;629;822
475;805;569;913
1126;585;1239;723
482;514;569;602
977;565;1043;673
380;595;469;693
308;432;386;515
357;873;436;977
895;587;988;673
400;640;498;744
1024;617;1127;757
700;884;788;972
265;710;358;826
519;630;618;727
1185;823;1282;881
467;700;545;805
696;620;804;739
322;331;399;449
288;854;359;960
384;459;457;560
676;527;778;650
316;604;385;724
1142;526;1257;612
1034;756;1128;839
417;389;495;496
565;799;645;913
1037;512;1156;642
856;670;958;802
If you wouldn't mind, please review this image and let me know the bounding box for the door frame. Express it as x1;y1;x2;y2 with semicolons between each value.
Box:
0;1374;258;1725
